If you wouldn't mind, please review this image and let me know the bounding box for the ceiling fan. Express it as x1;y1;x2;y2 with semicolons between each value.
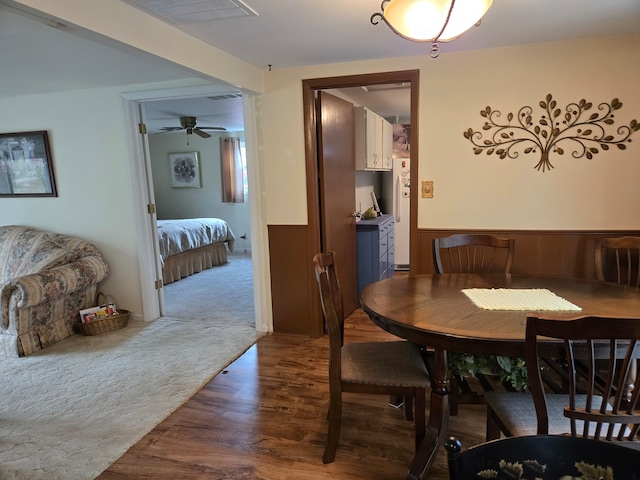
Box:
158;116;226;138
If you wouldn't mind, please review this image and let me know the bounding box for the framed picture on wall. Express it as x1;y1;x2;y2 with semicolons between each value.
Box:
0;131;57;197
392;124;411;159
168;151;201;188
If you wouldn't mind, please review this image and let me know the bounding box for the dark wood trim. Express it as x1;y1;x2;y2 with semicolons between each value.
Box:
301;80;323;338
417;229;640;278
266;228;638;335
267;224;322;336
293;70;420;338
407;71;420;276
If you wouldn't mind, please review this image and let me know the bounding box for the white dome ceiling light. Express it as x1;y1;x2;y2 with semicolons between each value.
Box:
371;0;493;58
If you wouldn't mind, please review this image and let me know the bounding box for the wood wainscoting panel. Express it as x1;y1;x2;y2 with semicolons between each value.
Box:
417;229;640;278
268;227;640;338
267;225;324;337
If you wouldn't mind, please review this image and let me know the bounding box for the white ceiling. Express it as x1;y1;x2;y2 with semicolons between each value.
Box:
151;0;640;69
1;0;639;133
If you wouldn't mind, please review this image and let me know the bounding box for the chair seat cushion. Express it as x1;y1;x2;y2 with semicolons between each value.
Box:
341;341;429;387
484;392;627;437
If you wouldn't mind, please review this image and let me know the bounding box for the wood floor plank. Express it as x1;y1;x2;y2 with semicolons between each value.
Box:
98;309;486;479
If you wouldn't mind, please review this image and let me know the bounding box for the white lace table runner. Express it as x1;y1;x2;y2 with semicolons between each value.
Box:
461;288;582;311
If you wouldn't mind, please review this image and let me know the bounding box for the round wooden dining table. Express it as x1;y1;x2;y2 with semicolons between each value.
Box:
359;273;640;480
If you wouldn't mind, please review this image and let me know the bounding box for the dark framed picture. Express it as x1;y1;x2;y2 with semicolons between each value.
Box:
0;131;57;197
168;151;201;188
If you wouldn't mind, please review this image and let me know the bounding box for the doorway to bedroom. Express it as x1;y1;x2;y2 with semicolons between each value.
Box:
142;94;256;330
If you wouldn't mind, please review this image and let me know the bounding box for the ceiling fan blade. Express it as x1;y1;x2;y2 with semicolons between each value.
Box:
194;128;212;138
155;128;181;135
198;126;227;131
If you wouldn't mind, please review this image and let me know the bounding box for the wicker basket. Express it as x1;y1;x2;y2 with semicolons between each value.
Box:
77;292;130;336
77;309;130;336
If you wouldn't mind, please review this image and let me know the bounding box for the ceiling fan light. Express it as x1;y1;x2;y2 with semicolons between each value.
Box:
375;0;492;43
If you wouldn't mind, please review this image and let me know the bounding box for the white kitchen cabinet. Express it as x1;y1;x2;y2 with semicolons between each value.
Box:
382;118;393;170
355;106;392;171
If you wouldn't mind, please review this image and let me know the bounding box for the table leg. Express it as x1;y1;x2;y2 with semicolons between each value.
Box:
407;348;450;480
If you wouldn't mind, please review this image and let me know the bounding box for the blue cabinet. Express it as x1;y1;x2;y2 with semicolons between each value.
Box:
356;214;395;294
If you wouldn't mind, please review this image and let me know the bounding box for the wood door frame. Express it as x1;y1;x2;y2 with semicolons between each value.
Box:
302;70;420;337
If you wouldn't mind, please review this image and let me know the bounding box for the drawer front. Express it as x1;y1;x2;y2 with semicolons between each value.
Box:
378;256;388;280
387;226;394;245
379;218;393;253
357;215;395;292
379;234;388;253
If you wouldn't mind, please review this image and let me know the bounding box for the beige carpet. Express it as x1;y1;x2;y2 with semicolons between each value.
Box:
0;252;261;480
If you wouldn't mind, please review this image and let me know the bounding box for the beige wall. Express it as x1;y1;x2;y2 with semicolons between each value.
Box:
0;85;148;313
261;35;640;230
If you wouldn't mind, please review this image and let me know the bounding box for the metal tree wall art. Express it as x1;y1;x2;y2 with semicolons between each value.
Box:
463;94;640;172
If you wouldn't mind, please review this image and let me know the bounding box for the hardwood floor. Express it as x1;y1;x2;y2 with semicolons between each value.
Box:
98;309;486;479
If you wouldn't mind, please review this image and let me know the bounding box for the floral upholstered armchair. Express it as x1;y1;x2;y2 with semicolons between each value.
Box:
0;225;110;357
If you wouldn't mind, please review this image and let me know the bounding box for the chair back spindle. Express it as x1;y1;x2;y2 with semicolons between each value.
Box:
433;234;514;274
313;252;345;376
595;236;640;288
526;314;640;445
594;236;640;407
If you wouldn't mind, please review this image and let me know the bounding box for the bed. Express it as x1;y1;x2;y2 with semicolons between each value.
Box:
157;218;236;285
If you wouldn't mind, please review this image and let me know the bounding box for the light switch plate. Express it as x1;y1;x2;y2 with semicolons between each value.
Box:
422;181;434;198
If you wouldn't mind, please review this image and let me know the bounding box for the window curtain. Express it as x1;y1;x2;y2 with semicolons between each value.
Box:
220;137;244;203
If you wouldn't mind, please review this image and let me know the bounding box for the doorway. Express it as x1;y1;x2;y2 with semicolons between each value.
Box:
143;96;254;325
123;85;265;332
302;70;420;335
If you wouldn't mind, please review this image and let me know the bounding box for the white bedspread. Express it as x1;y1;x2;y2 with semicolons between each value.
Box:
157;218;235;261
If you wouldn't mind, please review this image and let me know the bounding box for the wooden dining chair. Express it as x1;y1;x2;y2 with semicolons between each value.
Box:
445;434;640;480
593;236;640;409
312;251;429;464
432;233;516;415
541;236;640;401
433;233;515;275
595;236;640;287
485;314;640;449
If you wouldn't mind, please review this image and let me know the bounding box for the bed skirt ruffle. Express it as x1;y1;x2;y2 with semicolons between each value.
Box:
162;242;228;285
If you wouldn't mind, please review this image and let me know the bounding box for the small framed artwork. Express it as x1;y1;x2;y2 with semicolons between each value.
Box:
392;124;411;159
0;131;57;197
168;151;201;188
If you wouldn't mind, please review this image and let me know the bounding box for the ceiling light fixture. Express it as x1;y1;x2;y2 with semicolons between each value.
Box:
371;0;493;58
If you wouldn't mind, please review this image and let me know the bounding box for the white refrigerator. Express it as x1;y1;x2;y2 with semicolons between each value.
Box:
382;157;410;271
